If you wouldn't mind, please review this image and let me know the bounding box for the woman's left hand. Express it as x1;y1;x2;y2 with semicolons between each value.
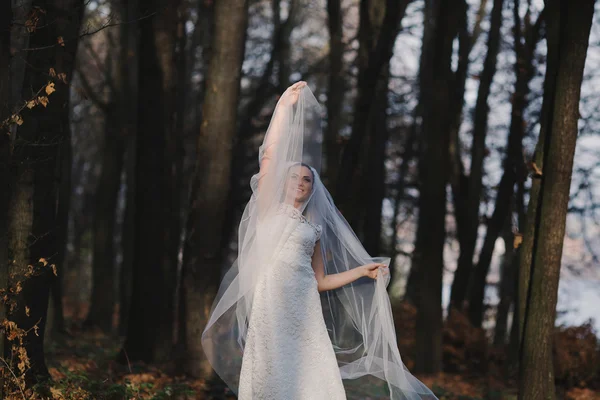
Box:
361;263;388;280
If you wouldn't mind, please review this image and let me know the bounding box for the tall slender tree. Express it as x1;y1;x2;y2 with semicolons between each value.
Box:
335;0;411;224
325;0;344;184
180;0;249;377
120;0;182;363
518;1;595;398
413;0;460;374
450;0;504;312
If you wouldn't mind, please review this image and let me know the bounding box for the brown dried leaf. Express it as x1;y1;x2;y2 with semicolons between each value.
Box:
26;100;37;109
45;82;56;95
38;96;49;107
513;233;523;249
49;67;57;77
57;36;65;47
10;114;24;126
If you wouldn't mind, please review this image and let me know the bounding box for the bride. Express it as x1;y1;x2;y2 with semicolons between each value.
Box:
202;82;437;400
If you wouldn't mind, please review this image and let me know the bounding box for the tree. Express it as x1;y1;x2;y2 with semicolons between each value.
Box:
120;0;182;363
335;0;412;227
325;0;344;184
518;1;595;398
84;1;129;333
466;0;543;328
413;0;460;374
0;3;13;391
450;0;504;312
8;0;83;382
180;0;249;377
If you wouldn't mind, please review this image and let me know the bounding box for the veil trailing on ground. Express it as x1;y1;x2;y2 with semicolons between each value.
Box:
202;84;437;399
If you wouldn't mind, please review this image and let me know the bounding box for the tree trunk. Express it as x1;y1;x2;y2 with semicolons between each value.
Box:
180;0;248;378
450;0;503;310
117;0;140;336
120;0;181;363
335;0;411;217
325;0;343;184
413;0;459;374
47;131;71;337
8;0;83;383
519;1;594;399
0;3;12;390
362;69;389;255
86;102;125;332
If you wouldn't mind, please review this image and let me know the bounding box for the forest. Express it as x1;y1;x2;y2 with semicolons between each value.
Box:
1;0;600;399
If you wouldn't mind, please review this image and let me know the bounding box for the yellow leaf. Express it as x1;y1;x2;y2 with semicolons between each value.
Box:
57;72;67;84
38;96;49;107
39;258;48;266
57;36;65;47
49;67;57;77
26;100;37;109
51;264;58;276
531;162;542;177
25;306;30;317
10;114;23;126
45;82;56;95
513;233;523;249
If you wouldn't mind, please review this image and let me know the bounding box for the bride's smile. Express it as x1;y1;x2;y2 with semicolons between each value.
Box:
285;164;314;206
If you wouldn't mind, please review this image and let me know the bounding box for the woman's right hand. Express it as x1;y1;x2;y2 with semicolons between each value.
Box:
281;81;307;105
360;263;388;280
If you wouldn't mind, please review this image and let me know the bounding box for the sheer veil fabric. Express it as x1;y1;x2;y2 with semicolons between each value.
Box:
201;84;438;399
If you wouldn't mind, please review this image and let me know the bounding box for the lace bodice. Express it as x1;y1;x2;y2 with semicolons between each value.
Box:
274;203;322;265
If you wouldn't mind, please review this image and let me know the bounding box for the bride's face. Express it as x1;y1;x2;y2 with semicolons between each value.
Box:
286;165;313;204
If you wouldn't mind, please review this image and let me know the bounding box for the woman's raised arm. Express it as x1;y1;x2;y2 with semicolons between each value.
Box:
256;81;307;192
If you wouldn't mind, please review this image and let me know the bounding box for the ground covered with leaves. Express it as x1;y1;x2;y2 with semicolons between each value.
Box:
31;306;600;400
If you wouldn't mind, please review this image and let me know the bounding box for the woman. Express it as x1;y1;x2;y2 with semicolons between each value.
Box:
202;82;437;400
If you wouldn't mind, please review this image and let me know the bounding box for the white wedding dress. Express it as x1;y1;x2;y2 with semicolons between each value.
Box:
238;204;347;400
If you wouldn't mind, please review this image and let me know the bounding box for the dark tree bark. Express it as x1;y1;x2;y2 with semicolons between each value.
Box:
349;0;388;250
519;1;595;399
413;0;460;374
120;0;181;363
335;0;411;218
361;70;389;255
118;0;140;336
180;0;248;377
46;128;71;337
8;0;83;383
325;0;344;184
450;0;503;311
0;2;12;385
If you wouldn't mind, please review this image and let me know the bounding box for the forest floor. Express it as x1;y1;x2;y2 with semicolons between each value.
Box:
40;325;600;400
